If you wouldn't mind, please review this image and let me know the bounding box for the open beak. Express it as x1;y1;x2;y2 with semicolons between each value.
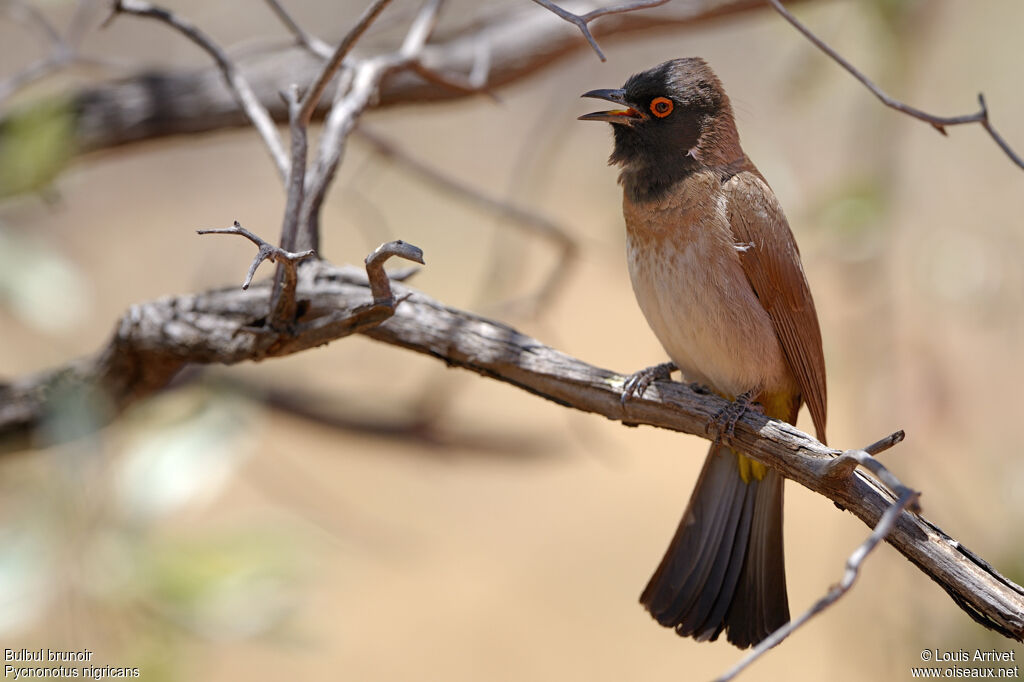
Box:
578;88;645;124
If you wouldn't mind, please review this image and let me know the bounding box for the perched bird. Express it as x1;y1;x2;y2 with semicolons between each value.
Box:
579;58;827;649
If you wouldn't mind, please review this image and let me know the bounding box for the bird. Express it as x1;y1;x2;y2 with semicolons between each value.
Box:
578;57;827;649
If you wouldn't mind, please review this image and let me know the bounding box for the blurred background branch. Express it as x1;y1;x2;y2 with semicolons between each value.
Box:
0;0;810;170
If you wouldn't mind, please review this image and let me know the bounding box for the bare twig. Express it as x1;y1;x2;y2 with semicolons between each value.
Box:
408;60;494;98
277;87;307;254
108;0;290;180
266;86;311;326
768;0;1024;170
364;239;425;305
297;0;394;127
0;1;133;106
530;0;670;61
356;128;572;249
399;0;443;56
715;482;921;681
862;429;905;456
262;0;333;59
0;0;71;105
298;0;447;253
197;221;314;291
1;0;64;48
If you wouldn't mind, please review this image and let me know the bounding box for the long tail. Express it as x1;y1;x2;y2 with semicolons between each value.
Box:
639;443;789;649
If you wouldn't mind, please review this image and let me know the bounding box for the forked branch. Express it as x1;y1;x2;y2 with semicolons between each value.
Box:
768;0;1024;170
531;0;671;61
107;0;291;179
197;220;314;291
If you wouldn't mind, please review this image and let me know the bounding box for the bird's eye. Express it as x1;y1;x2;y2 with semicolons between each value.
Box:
650;97;673;118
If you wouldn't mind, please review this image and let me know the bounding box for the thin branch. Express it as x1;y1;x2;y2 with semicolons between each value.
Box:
357;126;550;228
767;0;1024;170
0;1;135;106
530;0;670;61
297;0;394;127
267;86;309;326
823;440;918;513
715;481;921;682
108;0;290;180
197;221;314;290
408;60;494;98
0;0;72;106
298;0;447;253
0;0;65;48
399;0;443;57
862;429;905;456
277;86;307;254
262;0;333;59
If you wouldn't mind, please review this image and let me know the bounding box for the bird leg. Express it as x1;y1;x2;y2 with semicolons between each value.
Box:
620;361;677;406
706;389;763;441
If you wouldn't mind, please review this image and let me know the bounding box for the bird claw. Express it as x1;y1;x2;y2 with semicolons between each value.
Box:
621;362;676;406
706;390;762;441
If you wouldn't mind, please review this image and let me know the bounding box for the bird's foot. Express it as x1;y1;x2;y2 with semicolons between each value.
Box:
706;390;763;441
620;362;676;406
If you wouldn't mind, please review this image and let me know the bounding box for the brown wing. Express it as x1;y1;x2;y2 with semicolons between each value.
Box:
724;170;828;444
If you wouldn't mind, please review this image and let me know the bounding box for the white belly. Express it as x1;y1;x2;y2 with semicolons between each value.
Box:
626;221;793;399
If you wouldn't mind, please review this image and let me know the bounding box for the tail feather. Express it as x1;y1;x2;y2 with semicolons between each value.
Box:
725;466;788;648
645;446;745;626
693;480;755;641
640;444;789;648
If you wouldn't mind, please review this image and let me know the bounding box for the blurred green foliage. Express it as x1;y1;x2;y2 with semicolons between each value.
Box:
0;97;75;198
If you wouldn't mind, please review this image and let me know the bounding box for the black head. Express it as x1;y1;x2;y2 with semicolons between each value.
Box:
579;58;741;202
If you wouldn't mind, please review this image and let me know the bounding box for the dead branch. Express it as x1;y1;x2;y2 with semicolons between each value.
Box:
531;0;671;61
0;257;418;450
296;0;452;253
262;0;333;59
0;264;1021;642
107;0;291;180
295;0;394;128
0;0;121;106
768;0;1024;170
1;0;64;47
197;220;315;291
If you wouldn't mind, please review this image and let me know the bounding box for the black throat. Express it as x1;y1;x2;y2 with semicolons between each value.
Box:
609;111;705;204
616;153;702;204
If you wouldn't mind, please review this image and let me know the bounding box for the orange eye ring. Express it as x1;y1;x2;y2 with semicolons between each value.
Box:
650;97;673;118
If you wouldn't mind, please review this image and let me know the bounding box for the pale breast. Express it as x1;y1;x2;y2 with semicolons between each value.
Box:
623;174;796;399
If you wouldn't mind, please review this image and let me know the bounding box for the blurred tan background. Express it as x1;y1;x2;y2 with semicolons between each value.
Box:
1;0;1023;680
